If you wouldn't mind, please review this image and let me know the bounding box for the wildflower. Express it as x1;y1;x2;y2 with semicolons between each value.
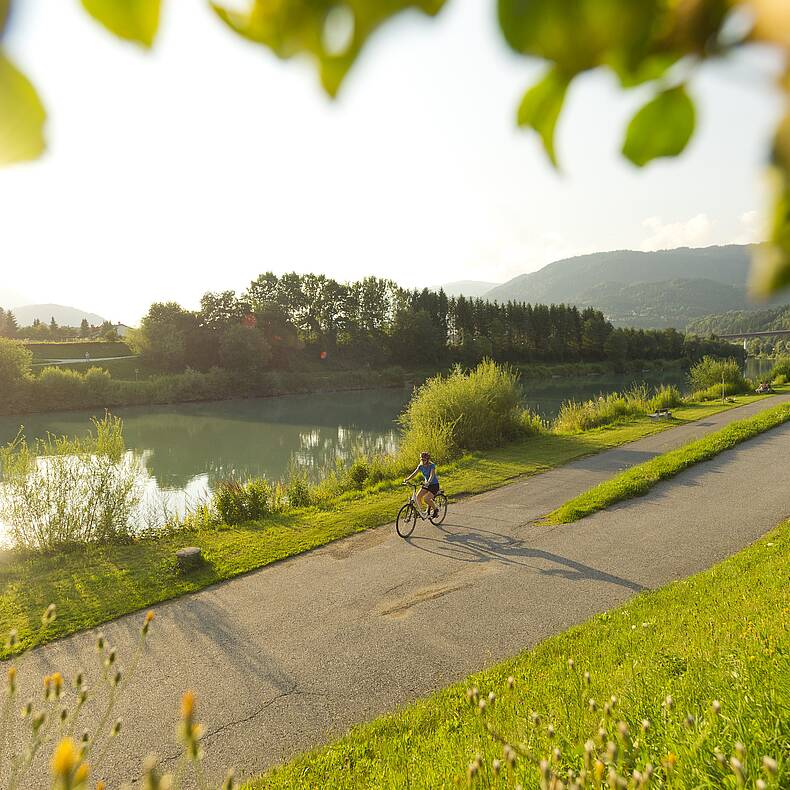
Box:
762;755;778;776
51;737;87;781
7;666;16;695
593;760;605;783
664;753;677;773
711;699;721;716
507;676;515;690
42;604;57;625
179;691;203;761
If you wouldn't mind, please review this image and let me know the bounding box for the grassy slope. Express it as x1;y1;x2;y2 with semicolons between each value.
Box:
0;395;775;659
546;401;790;525
251;522;790;789
25;341;132;360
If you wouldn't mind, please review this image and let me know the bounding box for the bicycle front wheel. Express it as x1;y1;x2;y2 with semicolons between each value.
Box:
429;493;448;526
396;503;417;538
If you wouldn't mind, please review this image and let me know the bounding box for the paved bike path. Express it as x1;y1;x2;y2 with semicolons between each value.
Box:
11;393;790;787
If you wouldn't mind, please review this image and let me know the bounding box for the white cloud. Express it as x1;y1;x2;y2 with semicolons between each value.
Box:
640;213;716;251
731;209;763;244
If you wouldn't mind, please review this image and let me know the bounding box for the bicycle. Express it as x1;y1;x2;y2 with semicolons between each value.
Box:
396;481;448;537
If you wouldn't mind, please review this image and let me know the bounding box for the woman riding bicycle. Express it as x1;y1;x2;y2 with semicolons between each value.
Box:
404;452;440;518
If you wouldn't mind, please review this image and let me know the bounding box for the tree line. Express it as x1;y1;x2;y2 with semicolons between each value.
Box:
0;309;119;341
130;272;742;374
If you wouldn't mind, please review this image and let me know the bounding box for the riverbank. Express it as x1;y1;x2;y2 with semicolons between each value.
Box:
3;357;690;418
0;390;782;659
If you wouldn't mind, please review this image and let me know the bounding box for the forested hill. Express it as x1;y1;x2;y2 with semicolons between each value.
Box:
687;305;790;336
483;245;759;329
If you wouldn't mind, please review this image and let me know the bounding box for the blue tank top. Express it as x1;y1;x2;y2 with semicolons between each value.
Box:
418;463;438;484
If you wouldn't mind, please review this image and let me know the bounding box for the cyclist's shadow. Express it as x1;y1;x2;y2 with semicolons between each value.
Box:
405;521;644;592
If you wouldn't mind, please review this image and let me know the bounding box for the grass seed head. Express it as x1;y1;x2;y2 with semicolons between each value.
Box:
42;603;56;625
664;695;674;710
730;756;744;785
503;744;516;767
640;719;650;733
756;781;766;790
583;671;591;686
492;758;501;774
734;742;746;760
711;699;721;716
6;629;18;649
507;676;515;690
762;755;777;775
7;666;16;695
588;698;597;712
547;724;555;738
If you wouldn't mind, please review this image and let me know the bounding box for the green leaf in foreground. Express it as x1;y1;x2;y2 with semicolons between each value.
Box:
622;84;695;167
0;53;46;166
516;68;570;167
80;0;161;47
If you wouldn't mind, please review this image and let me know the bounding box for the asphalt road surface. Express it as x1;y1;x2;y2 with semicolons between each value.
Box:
8;394;790;787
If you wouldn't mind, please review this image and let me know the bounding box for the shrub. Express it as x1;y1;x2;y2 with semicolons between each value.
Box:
769;355;790;381
398;360;526;460
213;478;271;525
0;337;32;389
346;457;370;489
0;415;142;551
688;356;747;393
647;384;683;412
773;373;788;386
286;466;312;508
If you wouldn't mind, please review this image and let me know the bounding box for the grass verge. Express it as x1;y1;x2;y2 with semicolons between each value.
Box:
0;393;780;659
249;521;790;789
545;400;790;525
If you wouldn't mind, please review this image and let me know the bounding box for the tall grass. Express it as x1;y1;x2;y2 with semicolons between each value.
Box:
553;384;683;433
0;415;142;551
688;356;748;395
398;360;542;461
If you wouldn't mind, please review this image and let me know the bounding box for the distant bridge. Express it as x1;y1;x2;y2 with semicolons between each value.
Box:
717;329;790;350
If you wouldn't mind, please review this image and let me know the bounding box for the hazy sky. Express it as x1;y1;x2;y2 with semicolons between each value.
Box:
0;0;784;322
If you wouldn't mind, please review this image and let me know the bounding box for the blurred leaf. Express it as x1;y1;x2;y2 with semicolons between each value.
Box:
751;0;790;49
80;0;161;47
0;52;46;166
752;114;790;295
212;0;446;97
516;67;570;167
1;1;9;38
622;84;695;167
498;0;661;78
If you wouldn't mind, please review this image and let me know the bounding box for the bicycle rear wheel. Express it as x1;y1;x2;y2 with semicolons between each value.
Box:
396;503;417;538
429;493;448;526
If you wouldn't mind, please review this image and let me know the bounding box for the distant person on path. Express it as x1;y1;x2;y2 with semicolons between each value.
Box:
404;452;440;518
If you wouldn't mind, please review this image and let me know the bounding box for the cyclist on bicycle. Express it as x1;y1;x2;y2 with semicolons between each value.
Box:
404;452;440;518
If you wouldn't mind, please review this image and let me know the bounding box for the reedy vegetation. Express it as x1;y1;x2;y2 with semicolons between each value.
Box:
0;360;778;550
